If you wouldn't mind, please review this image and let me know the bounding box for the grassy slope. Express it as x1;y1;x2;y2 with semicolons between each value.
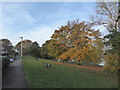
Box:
22;56;118;88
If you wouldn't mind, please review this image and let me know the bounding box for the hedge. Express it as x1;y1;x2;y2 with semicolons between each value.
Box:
0;56;10;69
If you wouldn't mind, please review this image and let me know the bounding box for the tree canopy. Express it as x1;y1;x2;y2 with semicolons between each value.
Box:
15;40;32;55
40;20;104;64
15;40;41;58
95;2;120;72
29;41;40;58
0;39;15;55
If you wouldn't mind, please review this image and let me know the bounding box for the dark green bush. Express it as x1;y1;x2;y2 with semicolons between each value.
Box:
1;56;10;69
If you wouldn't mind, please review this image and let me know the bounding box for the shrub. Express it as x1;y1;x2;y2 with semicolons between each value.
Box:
103;53;120;72
1;56;10;69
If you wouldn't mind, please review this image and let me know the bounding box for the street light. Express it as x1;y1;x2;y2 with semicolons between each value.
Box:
118;1;120;31
19;37;23;61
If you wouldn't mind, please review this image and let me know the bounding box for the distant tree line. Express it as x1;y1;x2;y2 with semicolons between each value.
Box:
15;40;40;58
1;39;41;59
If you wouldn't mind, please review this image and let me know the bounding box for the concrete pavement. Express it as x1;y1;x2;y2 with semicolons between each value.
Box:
2;60;28;88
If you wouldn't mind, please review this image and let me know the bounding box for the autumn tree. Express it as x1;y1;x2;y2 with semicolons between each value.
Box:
57;21;103;64
48;24;72;59
47;39;64;59
43;20;103;64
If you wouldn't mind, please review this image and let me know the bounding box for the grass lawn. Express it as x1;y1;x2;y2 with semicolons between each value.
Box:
22;56;118;88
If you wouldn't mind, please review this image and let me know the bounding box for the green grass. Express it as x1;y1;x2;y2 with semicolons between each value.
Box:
22;56;118;88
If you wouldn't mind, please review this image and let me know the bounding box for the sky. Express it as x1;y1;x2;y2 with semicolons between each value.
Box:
1;2;107;46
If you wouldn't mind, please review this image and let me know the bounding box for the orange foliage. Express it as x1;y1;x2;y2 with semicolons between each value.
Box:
49;20;103;63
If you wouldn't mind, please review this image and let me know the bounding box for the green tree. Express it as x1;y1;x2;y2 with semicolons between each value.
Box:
103;30;120;72
15;40;32;55
40;40;51;59
95;2;120;72
0;39;15;55
104;30;120;55
29;41;40;58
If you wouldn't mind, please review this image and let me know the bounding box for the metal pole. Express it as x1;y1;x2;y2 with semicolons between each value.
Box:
19;37;23;61
115;1;119;31
116;1;120;31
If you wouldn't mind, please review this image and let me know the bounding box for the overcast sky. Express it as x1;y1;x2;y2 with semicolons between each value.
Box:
1;2;107;46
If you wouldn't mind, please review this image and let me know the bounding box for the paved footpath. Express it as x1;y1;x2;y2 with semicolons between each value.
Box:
2;60;28;88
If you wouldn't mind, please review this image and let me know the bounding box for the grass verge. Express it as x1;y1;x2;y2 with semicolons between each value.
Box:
22;56;118;88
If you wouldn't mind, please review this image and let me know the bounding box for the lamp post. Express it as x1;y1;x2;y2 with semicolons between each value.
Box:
116;1;120;31
118;1;120;31
19;37;23;61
